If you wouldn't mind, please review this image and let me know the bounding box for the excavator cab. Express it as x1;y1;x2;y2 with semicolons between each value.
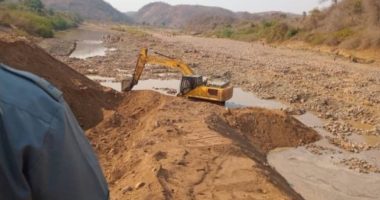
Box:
125;48;233;103
179;75;203;94
180;75;233;102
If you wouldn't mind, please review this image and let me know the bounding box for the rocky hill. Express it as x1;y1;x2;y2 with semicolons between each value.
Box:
42;0;131;22
132;2;296;31
133;2;235;30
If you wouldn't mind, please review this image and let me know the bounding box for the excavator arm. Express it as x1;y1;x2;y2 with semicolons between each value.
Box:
126;48;194;91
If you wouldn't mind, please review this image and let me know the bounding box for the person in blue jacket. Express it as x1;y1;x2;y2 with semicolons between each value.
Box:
0;63;109;200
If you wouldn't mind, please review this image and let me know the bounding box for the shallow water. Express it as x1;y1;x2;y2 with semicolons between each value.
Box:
225;88;286;109
268;144;380;200
86;75;123;91
132;79;180;95
70;40;109;59
268;111;380;200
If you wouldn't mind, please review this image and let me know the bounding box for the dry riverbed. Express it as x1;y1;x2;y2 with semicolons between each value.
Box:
39;23;380;200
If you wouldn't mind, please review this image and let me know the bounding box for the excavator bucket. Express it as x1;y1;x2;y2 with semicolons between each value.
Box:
123;48;148;91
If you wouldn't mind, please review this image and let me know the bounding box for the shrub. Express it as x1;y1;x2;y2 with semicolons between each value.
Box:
286;28;299;38
221;27;233;38
334;28;354;39
50;15;69;30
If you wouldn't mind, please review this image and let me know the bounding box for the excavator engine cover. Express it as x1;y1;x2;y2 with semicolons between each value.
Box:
180;75;203;94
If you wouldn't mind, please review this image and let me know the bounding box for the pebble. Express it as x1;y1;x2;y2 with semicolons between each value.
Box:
135;182;146;190
122;186;133;194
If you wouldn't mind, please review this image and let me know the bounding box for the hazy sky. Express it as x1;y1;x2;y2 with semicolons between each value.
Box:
104;0;331;14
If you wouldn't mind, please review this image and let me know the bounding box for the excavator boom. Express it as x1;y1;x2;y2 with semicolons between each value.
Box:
127;48;193;90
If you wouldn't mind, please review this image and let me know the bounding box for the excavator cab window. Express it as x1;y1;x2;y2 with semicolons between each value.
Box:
180;75;203;94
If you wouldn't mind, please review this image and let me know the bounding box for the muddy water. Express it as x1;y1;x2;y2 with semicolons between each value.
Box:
86;75;123;91
132;79;180;95
225;88;286;109
268;115;380;200
57;28;114;59
70;40;109;59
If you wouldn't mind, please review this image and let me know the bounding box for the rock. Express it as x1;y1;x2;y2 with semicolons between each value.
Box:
135;182;146;190
122;186;133;194
154;151;167;161
284;107;306;115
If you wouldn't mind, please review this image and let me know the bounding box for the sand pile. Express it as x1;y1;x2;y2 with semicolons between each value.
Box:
208;108;320;153
87;91;320;200
0;34;122;129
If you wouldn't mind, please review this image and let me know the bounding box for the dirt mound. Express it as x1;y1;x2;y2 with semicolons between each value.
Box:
87;90;320;200
0;34;122;129
208;108;320;153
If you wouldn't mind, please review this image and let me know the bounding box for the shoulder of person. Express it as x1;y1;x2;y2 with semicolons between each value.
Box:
0;63;64;122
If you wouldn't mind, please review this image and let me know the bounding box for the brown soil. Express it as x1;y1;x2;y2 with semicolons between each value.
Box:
209;108;320;154
0;33;122;129
87;91;319;200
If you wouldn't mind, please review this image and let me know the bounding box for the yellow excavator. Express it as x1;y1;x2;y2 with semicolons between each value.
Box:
124;48;233;103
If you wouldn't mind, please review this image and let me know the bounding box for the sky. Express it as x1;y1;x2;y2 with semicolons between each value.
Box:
104;0;332;14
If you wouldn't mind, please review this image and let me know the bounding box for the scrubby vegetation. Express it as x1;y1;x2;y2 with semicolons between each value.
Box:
0;0;82;38
111;25;150;37
213;20;299;42
210;0;380;49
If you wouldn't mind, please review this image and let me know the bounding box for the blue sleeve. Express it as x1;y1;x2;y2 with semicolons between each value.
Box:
0;97;108;200
0;64;108;200
25;100;109;200
0;106;29;200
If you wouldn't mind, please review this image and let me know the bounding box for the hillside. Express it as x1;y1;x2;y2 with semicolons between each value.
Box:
41;0;131;22
133;2;235;30
302;0;380;49
188;0;380;52
133;2;297;31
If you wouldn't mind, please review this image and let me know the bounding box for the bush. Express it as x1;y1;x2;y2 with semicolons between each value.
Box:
334;28;354;39
11;10;54;37
286;28;299;38
214;26;234;38
50;15;69;30
221;27;233;38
